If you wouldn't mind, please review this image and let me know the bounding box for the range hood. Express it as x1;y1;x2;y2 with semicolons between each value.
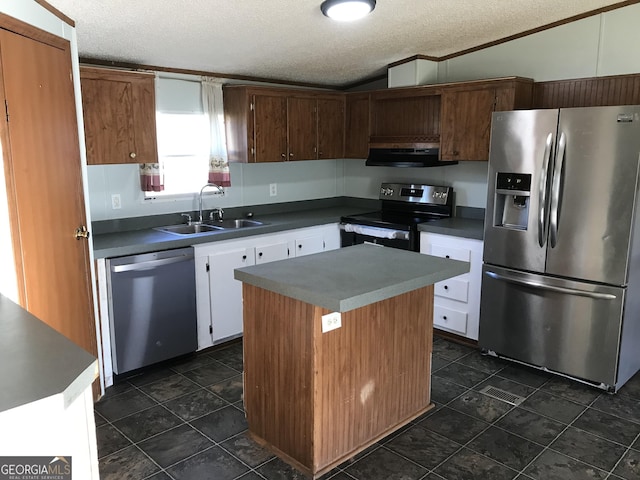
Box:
366;147;456;167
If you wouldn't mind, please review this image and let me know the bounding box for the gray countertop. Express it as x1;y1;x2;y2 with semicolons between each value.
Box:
92;205;373;258
234;243;470;312
92;198;486;258
418;217;485;240
0;294;97;414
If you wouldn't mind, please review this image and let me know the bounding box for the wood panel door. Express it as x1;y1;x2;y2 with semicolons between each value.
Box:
317;97;344;159
253;94;287;162
440;88;496;161
0;29;97;356
287;96;317;161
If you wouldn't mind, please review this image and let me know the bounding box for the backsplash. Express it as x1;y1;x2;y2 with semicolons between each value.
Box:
342;159;489;208
87;159;346;221
87;158;489;221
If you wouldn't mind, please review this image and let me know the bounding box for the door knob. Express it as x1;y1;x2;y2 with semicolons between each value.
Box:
75;225;90;240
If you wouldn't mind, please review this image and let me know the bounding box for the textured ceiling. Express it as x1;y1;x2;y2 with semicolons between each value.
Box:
48;0;628;87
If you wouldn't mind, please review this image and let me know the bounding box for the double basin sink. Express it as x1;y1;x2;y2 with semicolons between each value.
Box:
155;219;266;236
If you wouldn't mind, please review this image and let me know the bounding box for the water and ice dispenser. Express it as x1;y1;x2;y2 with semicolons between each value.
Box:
493;173;532;230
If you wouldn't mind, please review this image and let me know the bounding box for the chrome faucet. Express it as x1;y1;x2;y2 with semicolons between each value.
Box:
198;183;224;223
209;208;224;222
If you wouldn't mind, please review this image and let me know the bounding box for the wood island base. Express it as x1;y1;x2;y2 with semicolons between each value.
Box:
242;283;435;478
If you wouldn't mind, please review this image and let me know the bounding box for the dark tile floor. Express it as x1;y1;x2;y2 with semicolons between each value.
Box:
95;337;640;480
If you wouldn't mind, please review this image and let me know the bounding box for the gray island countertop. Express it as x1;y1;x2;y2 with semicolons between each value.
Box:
0;294;97;414
234;243;469;312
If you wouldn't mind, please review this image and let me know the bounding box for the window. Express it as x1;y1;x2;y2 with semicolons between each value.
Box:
145;77;210;198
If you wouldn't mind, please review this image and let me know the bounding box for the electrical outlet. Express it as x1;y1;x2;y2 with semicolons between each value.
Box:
321;312;342;333
269;183;277;197
111;194;122;209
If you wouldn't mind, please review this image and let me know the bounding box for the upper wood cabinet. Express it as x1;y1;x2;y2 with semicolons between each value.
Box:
344;93;369;158
224;86;345;163
252;93;287;163
369;88;441;145
317;97;345;159
440;78;533;162
224;78;532;164
80;67;158;165
287;96;317;161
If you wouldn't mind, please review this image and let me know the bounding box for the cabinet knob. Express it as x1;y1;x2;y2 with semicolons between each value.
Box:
445;255;450;259
242;255;247;260
444;285;449;290
443;316;448;321
258;252;263;257
289;153;294;157
281;153;286;158
298;244;302;249
129;152;137;159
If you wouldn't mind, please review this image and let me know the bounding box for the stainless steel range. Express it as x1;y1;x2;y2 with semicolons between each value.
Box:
340;183;454;251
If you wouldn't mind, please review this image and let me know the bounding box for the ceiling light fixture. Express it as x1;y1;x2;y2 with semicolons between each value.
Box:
320;0;376;22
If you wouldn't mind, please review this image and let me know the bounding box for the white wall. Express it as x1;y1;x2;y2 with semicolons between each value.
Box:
344;160;488;207
88;159;345;220
438;3;640;83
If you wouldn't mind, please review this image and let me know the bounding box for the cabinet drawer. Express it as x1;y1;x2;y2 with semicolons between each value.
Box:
430;244;471;262
433;305;468;335
434;277;469;302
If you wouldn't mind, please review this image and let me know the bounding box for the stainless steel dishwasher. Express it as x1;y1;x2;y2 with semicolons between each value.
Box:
107;247;197;374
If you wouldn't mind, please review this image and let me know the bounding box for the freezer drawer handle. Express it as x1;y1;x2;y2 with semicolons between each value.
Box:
538;133;553;247
484;271;617;300
111;255;193;273
549;132;567;248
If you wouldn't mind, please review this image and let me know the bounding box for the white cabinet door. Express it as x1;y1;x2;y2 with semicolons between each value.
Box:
294;233;325;257
420;232;483;340
193;224;338;349
209;247;256;343
322;224;341;251
194;254;214;350
255;241;290;264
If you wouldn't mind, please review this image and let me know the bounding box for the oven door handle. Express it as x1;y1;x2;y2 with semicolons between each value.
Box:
340;223;410;241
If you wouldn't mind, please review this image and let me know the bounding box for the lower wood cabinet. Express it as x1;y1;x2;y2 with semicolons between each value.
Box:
194;224;340;349
420;232;483;340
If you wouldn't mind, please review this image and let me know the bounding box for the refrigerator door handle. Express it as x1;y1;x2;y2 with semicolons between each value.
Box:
549;131;566;248
538;133;554;247
484;270;618;300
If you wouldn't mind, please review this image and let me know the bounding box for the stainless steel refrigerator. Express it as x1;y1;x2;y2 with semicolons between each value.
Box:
480;105;640;392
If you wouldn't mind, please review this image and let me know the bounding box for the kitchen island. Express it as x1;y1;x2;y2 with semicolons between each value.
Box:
234;244;469;478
